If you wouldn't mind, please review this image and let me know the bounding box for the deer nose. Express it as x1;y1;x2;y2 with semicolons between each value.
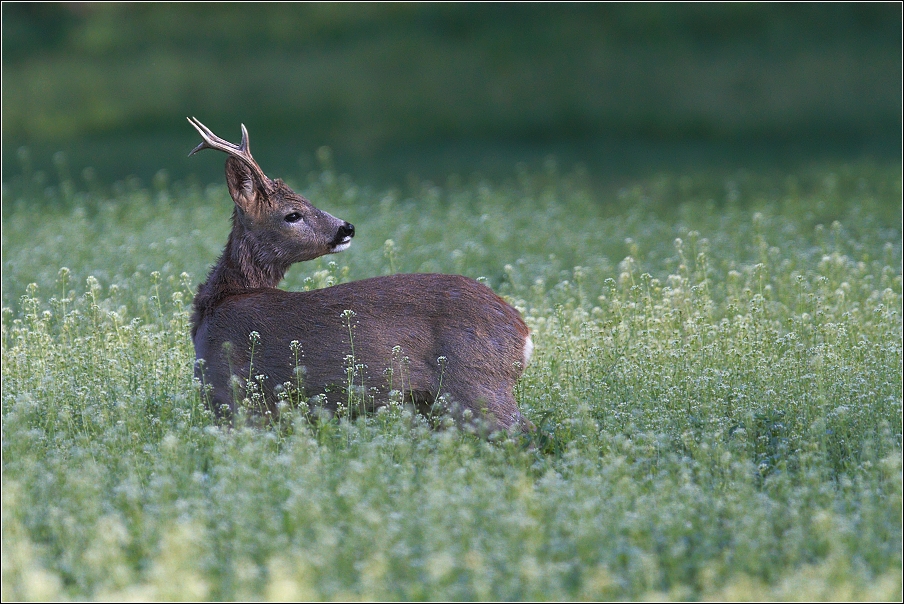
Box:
338;222;355;239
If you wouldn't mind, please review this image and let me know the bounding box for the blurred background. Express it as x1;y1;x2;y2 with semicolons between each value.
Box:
2;3;901;190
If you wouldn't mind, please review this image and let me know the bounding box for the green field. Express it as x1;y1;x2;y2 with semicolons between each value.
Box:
1;155;901;600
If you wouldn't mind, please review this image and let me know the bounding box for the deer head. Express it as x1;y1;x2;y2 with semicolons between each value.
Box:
187;117;355;266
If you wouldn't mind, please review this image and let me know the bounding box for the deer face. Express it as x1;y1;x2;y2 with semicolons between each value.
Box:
225;157;355;264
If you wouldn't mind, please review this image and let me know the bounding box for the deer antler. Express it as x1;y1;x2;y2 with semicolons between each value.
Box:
187;117;271;189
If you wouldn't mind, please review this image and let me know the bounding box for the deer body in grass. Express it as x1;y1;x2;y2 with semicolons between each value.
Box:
187;118;533;432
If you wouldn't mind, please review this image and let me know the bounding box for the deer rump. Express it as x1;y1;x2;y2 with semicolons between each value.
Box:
194;273;531;430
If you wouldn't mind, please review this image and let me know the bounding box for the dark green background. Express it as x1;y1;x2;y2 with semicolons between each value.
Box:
2;3;900;189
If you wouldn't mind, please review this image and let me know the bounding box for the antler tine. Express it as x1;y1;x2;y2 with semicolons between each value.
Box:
186;117;270;187
187;116;229;156
240;123;251;155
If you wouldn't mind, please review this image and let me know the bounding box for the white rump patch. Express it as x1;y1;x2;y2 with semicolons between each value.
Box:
523;334;534;367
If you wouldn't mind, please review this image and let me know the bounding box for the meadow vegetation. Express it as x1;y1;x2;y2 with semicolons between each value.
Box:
1;156;902;600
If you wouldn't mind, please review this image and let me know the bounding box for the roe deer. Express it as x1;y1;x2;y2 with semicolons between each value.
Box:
186;117;533;432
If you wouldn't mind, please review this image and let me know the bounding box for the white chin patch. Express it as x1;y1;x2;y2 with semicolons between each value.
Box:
330;240;352;253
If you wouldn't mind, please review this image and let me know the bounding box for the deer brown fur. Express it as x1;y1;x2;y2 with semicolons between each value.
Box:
187;118;533;432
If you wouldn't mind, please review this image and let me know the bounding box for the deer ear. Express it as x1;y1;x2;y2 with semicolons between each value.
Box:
225;156;260;210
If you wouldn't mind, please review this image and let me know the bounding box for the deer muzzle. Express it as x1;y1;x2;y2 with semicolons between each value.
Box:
330;221;355;252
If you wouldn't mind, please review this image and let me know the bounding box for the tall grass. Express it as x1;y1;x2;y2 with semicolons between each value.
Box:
2;158;901;600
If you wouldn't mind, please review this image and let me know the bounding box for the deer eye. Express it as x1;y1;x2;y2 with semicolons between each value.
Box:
284;212;302;223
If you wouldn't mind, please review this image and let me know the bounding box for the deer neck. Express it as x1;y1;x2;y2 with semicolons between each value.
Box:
191;217;290;333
